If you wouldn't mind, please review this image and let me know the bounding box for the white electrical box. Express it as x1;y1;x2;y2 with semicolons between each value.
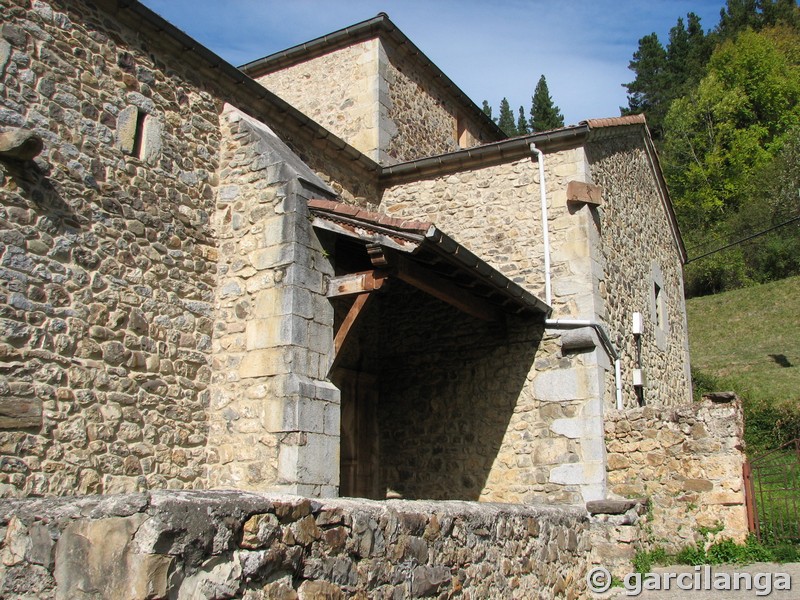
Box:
632;312;643;335
633;368;645;387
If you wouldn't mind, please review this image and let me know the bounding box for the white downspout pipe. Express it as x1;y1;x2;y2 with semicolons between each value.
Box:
530;143;552;306
530;143;624;410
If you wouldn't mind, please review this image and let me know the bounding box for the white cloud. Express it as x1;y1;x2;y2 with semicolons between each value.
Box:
140;0;724;123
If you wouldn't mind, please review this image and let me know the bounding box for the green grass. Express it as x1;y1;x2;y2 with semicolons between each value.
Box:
687;277;800;546
687;275;800;403
634;534;798;572
687;275;800;453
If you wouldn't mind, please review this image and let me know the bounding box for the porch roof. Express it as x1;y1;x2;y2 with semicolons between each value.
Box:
307;199;551;319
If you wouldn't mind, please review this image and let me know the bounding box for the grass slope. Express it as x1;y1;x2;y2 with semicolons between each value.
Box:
687;275;800;403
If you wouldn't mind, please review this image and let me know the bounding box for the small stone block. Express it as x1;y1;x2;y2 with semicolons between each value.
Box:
586;498;648;515
566;180;603;206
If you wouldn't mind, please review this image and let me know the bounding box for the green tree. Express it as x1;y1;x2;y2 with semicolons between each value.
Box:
716;0;800;41
497;97;517;136
665;26;800;294
481;100;493;121
733;124;800;283
664;26;800;229
516;105;530;135
530;75;564;132
623;14;712;140
622;33;669;134
666;14;713;98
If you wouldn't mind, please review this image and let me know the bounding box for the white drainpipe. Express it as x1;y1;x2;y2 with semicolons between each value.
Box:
529;143;552;306
530;143;624;410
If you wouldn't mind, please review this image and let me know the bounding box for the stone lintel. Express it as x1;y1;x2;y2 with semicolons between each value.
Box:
0;397;42;429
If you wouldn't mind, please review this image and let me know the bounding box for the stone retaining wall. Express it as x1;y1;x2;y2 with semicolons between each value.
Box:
605;395;748;551
0;490;599;599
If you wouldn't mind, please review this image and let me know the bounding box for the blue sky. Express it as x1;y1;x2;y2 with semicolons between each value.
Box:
139;1;726;125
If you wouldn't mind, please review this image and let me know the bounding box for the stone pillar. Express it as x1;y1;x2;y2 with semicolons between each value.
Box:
542;147;610;503
208;107;340;496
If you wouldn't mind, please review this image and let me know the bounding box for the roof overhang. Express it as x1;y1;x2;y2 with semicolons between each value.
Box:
308;199;551;320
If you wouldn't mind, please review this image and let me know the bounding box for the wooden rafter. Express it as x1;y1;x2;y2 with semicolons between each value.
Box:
369;247;499;322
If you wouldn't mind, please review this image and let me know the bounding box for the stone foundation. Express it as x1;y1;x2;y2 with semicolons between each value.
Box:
0;490;608;599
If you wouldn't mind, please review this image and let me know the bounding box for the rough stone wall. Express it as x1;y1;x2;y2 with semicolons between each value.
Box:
254;40;381;162
253;36;494;166
380;151;610;504
0;0;222;496
586;133;692;408
377;281;565;503
0;490;595;599
605;397;748;552
208;108;340;496
380;41;486;163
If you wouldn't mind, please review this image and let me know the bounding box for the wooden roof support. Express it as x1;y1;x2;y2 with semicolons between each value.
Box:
327;270;388;298
389;253;500;322
331;292;374;373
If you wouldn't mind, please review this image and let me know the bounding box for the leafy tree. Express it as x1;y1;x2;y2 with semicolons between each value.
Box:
622;33;667;116
664;26;800;229
530;75;564;132
666;14;713;98
623;14;712;140
666;26;800;294
497;97;517;136
733;124;800;283
516;106;530;135
481;100;493;121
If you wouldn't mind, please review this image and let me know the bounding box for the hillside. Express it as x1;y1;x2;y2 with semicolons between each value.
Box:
686;275;800;451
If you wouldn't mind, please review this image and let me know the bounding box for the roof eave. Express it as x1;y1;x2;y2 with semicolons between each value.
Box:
379;125;589;185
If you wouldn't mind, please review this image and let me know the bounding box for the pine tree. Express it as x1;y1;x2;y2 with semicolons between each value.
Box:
530;75;564;132
497;97;517;136
481;100;493;121
621;33;668;134
516;106;530;135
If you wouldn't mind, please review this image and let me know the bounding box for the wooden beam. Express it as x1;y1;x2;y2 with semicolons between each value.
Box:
331;292;373;372
327;270;388;298
391;254;499;322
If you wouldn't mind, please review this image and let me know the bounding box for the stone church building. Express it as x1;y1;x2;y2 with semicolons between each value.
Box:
0;0;746;553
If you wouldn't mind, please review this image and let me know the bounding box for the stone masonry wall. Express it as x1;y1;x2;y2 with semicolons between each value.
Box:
605;396;748;552
0;0;382;499
208;107;340;496
377;280;569;503
0;490;596;599
0;0;223;496
380;150;611;504
586;132;692;409
254;35;494;166
380;41;486;163
254;40;381;162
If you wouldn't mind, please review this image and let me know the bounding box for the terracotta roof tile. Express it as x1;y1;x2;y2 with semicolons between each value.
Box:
584;114;647;129
307;199;433;235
